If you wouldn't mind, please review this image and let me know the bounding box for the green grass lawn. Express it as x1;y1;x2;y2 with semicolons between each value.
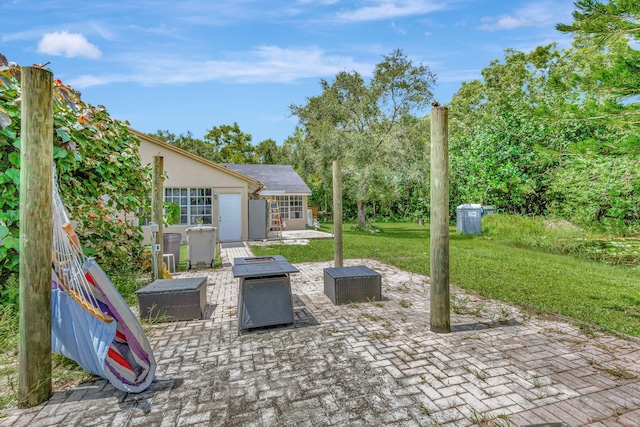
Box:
252;220;640;338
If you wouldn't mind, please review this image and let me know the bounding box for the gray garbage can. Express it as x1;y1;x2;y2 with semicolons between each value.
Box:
162;233;182;268
456;204;483;234
186;226;217;269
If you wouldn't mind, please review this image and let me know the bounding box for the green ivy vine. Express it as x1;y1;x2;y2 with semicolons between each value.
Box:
0;54;152;307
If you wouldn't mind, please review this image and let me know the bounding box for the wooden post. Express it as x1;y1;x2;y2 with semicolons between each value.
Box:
19;66;53;407
151;156;164;280
430;106;450;333
332;159;343;268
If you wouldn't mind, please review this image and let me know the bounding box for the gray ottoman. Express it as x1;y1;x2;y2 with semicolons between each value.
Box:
136;277;207;321
323;266;381;305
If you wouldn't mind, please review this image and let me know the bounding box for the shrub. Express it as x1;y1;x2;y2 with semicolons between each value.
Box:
0;55;152;290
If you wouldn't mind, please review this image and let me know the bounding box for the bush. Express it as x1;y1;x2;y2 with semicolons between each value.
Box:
547;156;640;234
482;214;639;266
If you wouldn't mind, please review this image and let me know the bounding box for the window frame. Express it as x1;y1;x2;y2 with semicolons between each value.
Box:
164;187;213;225
275;195;304;220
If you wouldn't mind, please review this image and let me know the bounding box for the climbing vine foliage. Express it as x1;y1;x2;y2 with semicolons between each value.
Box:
0;54;151;305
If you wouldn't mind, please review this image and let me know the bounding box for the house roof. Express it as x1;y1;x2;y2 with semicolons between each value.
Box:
223;164;312;196
130;129;263;192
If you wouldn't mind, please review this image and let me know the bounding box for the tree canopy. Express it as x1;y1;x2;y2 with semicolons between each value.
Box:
290;49;435;226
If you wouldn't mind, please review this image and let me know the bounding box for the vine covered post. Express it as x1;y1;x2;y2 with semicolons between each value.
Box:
333;159;343;267
19;66;53;407
151;156;164;280
430;106;450;333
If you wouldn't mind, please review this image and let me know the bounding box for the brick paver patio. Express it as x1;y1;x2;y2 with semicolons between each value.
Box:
2;242;639;426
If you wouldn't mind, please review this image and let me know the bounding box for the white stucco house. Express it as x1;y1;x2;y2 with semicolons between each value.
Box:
133;130;312;243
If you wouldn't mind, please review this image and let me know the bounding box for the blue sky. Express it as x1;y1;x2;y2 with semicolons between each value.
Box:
2;0;576;145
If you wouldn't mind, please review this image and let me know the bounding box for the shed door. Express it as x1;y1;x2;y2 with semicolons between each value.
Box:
218;193;242;241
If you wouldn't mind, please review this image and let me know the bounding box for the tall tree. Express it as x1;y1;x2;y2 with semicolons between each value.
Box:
150;130;218;162
291;49;436;226
204;122;255;164
448;45;613;214
557;0;640;136
557;0;640;46
255;138;290;164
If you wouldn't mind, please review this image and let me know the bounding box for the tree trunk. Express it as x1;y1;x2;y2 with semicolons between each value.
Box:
357;201;366;228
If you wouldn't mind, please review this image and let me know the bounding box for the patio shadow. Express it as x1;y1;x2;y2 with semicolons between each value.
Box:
451;319;522;332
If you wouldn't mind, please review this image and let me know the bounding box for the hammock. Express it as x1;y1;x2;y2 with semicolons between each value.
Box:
51;175;156;393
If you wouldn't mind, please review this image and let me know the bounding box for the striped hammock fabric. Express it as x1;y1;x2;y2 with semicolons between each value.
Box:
51;174;156;393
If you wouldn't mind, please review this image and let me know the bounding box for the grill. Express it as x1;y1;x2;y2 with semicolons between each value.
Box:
232;256;299;333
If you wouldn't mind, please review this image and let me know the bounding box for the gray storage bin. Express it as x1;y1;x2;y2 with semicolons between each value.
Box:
456;204;483;234
136;277;207;321
323;266;382;305
186;226;217;269
163;233;182;267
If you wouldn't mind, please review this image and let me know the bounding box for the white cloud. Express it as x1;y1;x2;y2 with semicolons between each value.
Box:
335;0;448;22
478;1;569;31
391;22;407;35
69;45;374;88
37;31;102;59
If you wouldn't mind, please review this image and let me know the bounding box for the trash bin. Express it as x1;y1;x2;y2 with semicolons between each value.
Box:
162;233;182;268
186;226;217;269
456;204;483;234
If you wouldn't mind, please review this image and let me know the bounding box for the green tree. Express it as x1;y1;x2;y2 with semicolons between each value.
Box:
150;129;219;162
291;49;435;226
255;138;291;164
448;45;620;214
204;122;255;164
557;0;640;46
557;0;640;137
448;41;639;230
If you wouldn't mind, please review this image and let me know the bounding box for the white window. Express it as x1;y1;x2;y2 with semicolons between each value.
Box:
164;188;213;225
276;195;303;220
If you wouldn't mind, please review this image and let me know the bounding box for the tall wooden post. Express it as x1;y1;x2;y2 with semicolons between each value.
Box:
333;159;343;267
430;106;450;333
151;156;164;280
19;66;53;407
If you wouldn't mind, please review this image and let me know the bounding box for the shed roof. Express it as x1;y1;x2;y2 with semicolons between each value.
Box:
223;164;311;196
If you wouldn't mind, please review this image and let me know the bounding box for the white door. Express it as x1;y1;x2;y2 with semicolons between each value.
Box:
218;193;242;241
